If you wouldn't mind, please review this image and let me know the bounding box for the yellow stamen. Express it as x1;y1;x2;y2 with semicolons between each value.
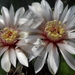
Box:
44;20;65;41
1;27;18;44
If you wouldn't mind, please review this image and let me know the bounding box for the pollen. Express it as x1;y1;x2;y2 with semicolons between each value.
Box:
1;27;18;44
44;20;65;41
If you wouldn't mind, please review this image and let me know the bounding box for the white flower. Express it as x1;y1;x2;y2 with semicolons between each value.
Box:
0;5;34;72
28;0;75;74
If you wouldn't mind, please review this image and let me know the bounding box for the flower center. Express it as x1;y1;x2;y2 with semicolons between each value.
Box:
44;20;65;42
0;27;19;44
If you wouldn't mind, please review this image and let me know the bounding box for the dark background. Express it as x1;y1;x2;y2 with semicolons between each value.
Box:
0;0;75;11
0;0;75;75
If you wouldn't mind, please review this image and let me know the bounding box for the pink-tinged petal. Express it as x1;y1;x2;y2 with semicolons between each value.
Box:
60;48;75;71
14;7;25;26
63;6;75;23
0;46;9;56
20;44;34;55
1;6;10;26
54;0;63;20
15;48;28;67
60;5;68;21
58;42;75;54
47;44;59;74
9;48;16;67
1;50;11;72
34;50;48;73
16;39;26;47
9;4;14;27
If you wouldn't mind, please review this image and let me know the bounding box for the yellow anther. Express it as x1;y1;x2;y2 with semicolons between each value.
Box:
44;20;65;41
1;27;18;44
58;21;62;25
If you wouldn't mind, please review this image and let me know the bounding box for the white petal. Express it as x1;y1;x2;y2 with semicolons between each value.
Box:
0;21;5;29
29;54;36;62
1;50;11;72
60;48;75;71
60;5;68;21
30;17;44;28
54;0;63;20
0;15;4;24
22;19;33;27
15;48;28;67
18;26;42;33
16;39;26;47
34;50;48;73
9;4;14;26
29;45;45;61
58;43;75;54
29;6;42;18
65;15;75;29
47;44;59;74
19;31;29;39
1;6;10;26
18;18;27;26
63;6;75;23
46;43;53;52
32;2;49;21
20;44;34;55
0;46;9;56
67;32;75;39
14;7;25;26
9;48;16;67
41;0;53;20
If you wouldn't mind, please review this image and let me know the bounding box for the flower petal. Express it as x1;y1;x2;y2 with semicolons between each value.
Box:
20;44;34;55
47;44;59;74
29;6;42;18
41;0;53;20
0;21;5;29
16;39;26;47
9;48;16;67
34;50;48;73
14;7;25;26
1;50;11;72
0;15;4;24
18;18;27;26
0;46;9;56
58;42;75;54
60;48;75;71
15;48;28;67
1;6;10;26
67;32;75;39
60;5;68;21
65;15;75;29
63;6;75;23
54;0;63;20
9;4;14;26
